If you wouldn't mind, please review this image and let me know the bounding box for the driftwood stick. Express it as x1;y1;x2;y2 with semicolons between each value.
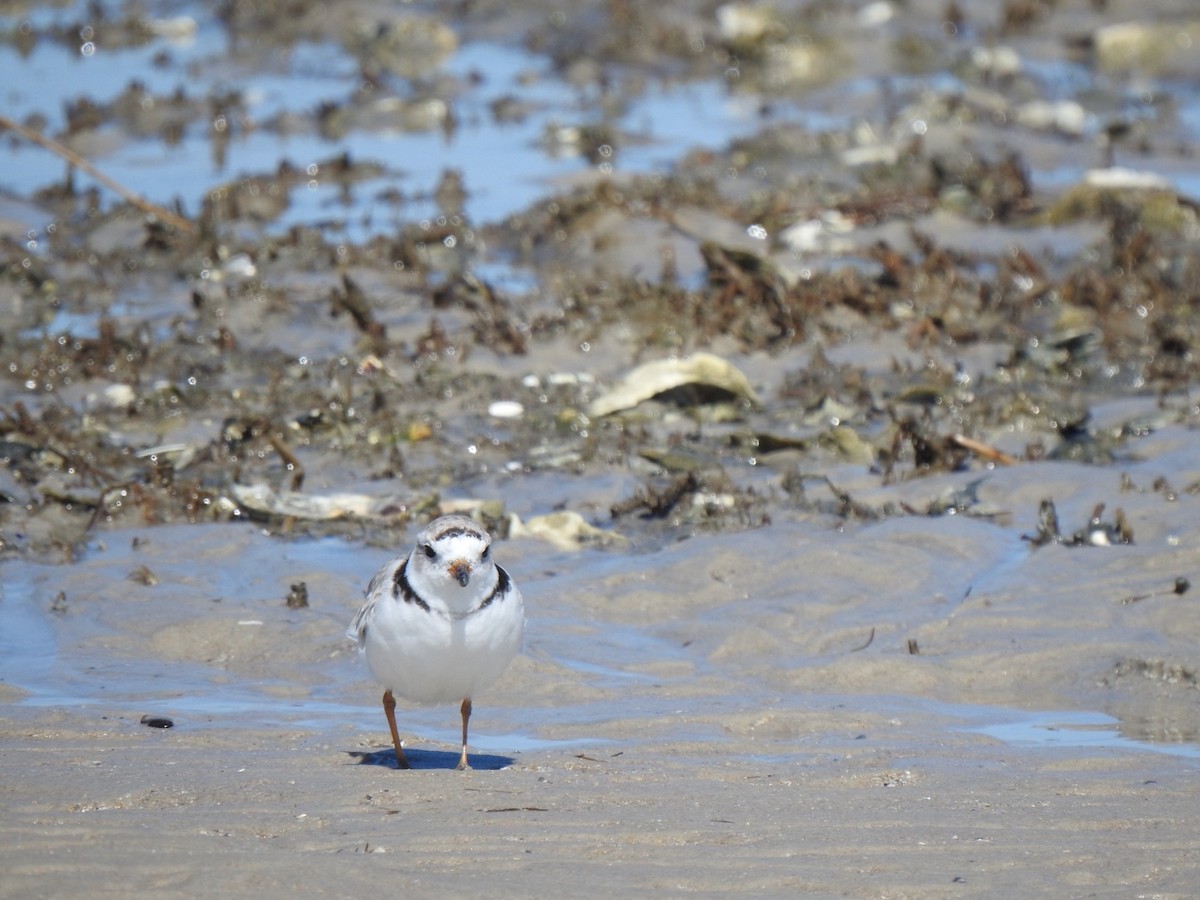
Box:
949;433;1017;466
0;111;194;233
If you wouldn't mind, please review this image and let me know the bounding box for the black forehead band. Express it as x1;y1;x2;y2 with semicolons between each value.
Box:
428;524;486;542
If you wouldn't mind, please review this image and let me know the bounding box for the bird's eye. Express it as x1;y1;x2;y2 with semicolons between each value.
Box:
481;544;491;559
422;543;436;560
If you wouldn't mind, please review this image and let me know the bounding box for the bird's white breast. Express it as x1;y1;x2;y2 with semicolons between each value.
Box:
358;560;524;705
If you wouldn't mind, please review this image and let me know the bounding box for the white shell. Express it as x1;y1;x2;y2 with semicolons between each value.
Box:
488;400;525;419
588;352;760;417
508;511;626;551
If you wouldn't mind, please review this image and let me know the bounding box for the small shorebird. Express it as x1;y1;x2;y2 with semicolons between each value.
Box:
347;515;525;769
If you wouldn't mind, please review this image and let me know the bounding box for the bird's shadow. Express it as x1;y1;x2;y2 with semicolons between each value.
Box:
347;747;515;771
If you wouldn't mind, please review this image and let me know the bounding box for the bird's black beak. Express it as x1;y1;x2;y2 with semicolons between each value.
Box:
450;560;471;587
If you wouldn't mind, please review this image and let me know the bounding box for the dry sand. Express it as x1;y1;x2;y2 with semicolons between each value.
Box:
2;705;1196;897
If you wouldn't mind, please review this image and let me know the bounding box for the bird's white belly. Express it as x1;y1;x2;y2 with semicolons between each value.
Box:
362;598;523;704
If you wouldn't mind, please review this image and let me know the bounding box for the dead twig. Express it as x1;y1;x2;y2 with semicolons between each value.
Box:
1120;576;1190;605
0;112;194;233
266;431;305;491
849;627;876;652
949;433;1017;466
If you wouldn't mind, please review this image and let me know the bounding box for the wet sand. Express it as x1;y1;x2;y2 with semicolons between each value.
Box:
3;422;1200;896
2;705;1197;897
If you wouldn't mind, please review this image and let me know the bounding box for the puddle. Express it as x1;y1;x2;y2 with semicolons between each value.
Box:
7;535;1200;766
968;708;1200;761
0;570;57;687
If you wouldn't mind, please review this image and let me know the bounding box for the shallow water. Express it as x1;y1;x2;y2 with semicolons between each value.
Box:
2;4;817;234
5;0;1200;242
4;443;1200;766
968;709;1200;760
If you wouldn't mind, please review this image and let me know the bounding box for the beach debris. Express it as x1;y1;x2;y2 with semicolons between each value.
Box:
588;352;760;417
740;431;811;455
1092;20;1200;75
319;96;449;138
1042;177;1195;237
1080;504;1133;546
610;470;760;526
780;473;882;521
638;446;718;473
432;272;530;356
1084;168;1172;191
0;1;1196;574
1109;657;1198;686
342;16;458;80
507;510;625;551
1023;499;1133;547
135;443;197;470
1120;577;1190;605
716;3;784;47
612;472;703;520
907;478;1006;520
820;426;876;466
407;421;434;442
140;715;174;729
488;400;525;419
220;419;306;490
1016;99;1087;136
779;212;856;254
849;627;876;652
145;16;197;40
947;434;1017;467
332;274;385;340
436;497;506;524
0;112;194;232
127;565;159;586
880;415;964;481
1025;498;1063;546
230;484;406;522
286;581;310;609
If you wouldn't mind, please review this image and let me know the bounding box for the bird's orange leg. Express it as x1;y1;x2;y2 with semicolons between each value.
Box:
382;690;411;769
456;698;472;770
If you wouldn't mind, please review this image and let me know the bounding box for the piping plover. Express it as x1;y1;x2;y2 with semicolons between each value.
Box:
347;515;525;769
